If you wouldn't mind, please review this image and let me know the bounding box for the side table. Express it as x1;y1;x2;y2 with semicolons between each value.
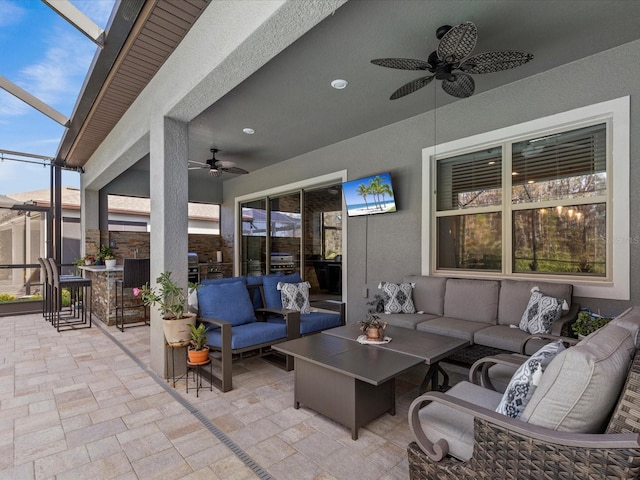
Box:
186;359;213;397
166;341;190;387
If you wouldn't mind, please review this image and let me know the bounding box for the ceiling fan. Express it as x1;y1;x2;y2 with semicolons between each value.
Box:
188;148;249;177
371;22;533;99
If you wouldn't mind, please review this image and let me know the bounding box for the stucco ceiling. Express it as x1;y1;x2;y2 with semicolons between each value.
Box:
71;0;640;187
183;0;640;179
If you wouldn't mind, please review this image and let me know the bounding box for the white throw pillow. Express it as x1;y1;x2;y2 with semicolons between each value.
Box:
496;341;566;418
519;286;568;334
378;282;416;314
277;281;311;314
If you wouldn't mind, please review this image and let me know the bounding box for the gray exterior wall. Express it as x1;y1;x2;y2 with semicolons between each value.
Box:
222;39;640;321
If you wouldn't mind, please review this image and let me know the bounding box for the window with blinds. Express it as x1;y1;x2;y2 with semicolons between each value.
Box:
434;122;608;276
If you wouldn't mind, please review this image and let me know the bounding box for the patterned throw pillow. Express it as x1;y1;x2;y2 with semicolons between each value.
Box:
378;282;416;314
277;281;311;314
496;341;566;418
518;286;568;334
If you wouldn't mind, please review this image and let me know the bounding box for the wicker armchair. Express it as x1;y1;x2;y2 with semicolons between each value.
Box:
408;350;640;479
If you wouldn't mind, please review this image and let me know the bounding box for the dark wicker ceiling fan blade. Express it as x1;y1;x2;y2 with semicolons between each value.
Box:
222;166;249;174
371;58;432;70
441;73;475;98
437;22;477;63
389;75;434;100
189;160;210;167
460;51;534;74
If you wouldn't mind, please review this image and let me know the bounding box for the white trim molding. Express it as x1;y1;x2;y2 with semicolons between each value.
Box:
422;96;630;300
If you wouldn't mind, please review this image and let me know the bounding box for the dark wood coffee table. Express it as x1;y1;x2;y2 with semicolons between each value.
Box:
273;326;469;440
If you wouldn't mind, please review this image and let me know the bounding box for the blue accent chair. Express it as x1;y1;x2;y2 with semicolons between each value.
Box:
196;279;300;392
260;273;345;335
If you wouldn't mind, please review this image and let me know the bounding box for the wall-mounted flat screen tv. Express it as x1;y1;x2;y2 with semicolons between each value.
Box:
342;172;397;217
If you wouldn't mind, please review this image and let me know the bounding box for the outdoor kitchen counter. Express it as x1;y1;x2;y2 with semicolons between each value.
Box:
78;265;124;325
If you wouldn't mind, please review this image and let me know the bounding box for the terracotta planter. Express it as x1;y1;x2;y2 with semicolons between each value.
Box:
162;313;196;344
366;323;387;341
188;347;210;364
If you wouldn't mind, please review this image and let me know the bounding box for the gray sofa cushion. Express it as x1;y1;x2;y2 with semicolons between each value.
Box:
417;317;487;343
522;325;634;432
473;325;532;353
443;279;500;324
498;279;572;326
417;381;503;461
383;312;439;329
610;306;640;348
404;275;446;316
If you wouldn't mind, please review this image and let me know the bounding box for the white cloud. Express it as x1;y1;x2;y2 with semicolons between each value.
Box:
0;89;30;117
0;1;26;27
72;0;116;27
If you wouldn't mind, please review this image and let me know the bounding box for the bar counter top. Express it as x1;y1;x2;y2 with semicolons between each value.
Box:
78;265;124;272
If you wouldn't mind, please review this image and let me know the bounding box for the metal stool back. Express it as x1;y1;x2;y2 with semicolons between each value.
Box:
115;258;151;331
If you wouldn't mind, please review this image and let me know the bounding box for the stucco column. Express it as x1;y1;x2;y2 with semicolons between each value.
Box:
80;182;99;256
149;116;189;376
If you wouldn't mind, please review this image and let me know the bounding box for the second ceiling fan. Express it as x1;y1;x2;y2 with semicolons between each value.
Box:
188;149;249;177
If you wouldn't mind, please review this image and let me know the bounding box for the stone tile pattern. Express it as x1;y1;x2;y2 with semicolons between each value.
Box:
0;313;465;479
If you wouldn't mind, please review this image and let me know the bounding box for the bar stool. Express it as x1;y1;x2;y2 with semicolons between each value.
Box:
38;258;50;320
48;258;92;331
115;258;150;332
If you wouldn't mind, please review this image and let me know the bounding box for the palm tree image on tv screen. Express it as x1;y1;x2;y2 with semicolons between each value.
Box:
343;173;397;217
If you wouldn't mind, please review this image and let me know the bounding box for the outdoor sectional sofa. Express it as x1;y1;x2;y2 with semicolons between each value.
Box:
380;276;579;359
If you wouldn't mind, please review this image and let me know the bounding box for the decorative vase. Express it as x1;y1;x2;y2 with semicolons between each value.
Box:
162;313;196;344
105;259;117;269
188;347;210;364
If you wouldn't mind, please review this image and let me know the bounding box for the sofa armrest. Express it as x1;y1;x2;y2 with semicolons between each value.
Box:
550;302;580;336
468;353;528;390
255;307;301;339
197;315;232;391
520;333;579;354
309;299;346;325
408;390;640;463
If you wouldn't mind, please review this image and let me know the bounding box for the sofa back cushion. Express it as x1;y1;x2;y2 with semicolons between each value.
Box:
498;279;572;326
521;324;634;432
403;275;446;316
443;278;500;324
262;272;302;309
609;306;640;349
198;281;256;327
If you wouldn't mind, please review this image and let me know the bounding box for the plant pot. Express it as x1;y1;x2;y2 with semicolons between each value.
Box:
188;346;210;364
162;313;196;344
366;324;387;341
104;259;117;269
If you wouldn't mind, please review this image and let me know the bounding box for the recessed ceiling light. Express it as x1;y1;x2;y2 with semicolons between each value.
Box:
331;79;348;89
242;128;255;135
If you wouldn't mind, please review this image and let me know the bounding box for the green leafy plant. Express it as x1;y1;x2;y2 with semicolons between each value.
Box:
96;245;114;261
358;313;386;334
0;293;16;303
572;311;612;337
133;271;187;319
188;323;208;351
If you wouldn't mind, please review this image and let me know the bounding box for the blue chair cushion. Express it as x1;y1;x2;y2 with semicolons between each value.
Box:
262;272;302;309
268;311;342;335
246;276;265;309
206;321;287;350
197;281;256;326
200;276;246;286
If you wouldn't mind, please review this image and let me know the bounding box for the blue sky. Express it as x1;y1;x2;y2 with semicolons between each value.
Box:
0;0;115;196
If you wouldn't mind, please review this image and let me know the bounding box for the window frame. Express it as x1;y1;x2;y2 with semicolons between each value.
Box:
421;96;630;300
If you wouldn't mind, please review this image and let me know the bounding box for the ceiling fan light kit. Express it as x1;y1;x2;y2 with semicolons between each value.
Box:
371;21;533;99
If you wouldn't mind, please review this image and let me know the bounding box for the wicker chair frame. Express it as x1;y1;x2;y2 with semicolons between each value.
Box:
408;350;640;479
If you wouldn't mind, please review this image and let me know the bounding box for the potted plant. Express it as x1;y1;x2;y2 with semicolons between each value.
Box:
95;245;114;266
187;323;210;363
358;313;388;341
134;271;196;343
82;254;95;266
572;310;613;339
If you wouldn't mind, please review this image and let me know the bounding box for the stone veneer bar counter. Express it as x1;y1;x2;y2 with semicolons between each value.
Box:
78;265;136;326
